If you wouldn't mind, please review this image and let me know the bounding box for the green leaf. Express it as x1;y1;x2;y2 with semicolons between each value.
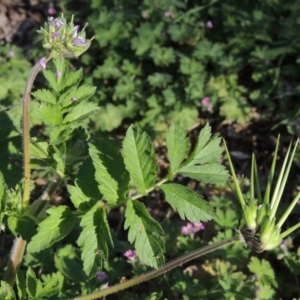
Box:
32;89;56;104
123;125;158;194
248;257;277;287
62;68;83;90
26;268;37;298
77;204;113;277
35;273;61;298
30;140;48;160
76;157;102;200
124;200;165;269
176;124;228;183
166;123;190;175
24;268;61;299
0;281;16;300
93;103;125;131
27;206;75;253
55;245;87;282
89;140;129;204
43;70;59;93
187;123;222;165
16;270;26;300
178;163;228;183
49;125;72;145
62;101;99;124
30;102;63;126
67;184;91;211
257;284;275;300
53;57;67;91
61;85;97;109
220;96;252;124
168;107;198;129
0;172;7;225
7;215;36;241
161;183;214;222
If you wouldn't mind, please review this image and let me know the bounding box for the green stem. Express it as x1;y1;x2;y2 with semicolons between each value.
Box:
73;236;239;300
22;54;52;211
4;174;62;285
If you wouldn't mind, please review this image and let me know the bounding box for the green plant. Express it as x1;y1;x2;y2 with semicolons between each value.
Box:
2;11;300;300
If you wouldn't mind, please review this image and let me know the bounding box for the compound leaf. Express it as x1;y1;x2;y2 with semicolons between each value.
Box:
77;204;113;277
161;183;214;222
178;163;228;183
27;206;75;253
166;123;190;175
124;200;165;269
123;125;158;194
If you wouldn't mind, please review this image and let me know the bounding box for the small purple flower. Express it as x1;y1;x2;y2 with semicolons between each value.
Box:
206;20;213;28
193;222;205;230
181;223;195;237
53;19;64;28
181;222;205;238
56;70;62;77
201;97;213;112
47;5;56;15
252;275;258;281
73;25;80;37
280;239;288;249
73;36;88;46
71;97;77;102
39;59;46;70
8;50;15;58
97;271;107;280
52;31;59;39
164;10;171;18
124;250;137;261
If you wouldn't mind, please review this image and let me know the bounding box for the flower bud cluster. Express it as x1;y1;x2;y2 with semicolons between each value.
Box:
37;14;92;58
241;201;282;252
224;138;300;254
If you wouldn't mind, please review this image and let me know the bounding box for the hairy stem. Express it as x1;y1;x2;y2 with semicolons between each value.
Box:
22;55;52;211
74;235;239;300
4;174;62;286
5;55;54;285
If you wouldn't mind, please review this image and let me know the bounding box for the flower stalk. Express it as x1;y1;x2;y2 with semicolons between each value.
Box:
73;236;239;300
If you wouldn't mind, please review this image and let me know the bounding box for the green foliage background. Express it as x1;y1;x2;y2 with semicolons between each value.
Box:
1;0;300;299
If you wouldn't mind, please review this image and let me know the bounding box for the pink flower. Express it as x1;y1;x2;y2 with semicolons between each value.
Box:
181;222;205;238
39;59;46;69
206;20;213;28
97;271;107;280
8;50;15;58
73;36;88;46
124;249;137;261
164;10;171;18
73;25;80;37
47;5;56;15
52;31;59;39
201;97;213;112
193;222;205;230
280;239;288;248
56;70;62;77
50;17;64;28
71;97;77;102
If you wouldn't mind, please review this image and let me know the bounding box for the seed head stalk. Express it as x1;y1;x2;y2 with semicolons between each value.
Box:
22;54;52;210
